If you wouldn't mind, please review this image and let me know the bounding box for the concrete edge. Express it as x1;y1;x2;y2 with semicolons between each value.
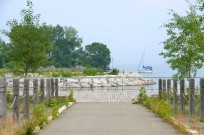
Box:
34;102;75;133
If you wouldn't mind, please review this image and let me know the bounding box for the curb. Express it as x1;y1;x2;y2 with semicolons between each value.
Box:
34;102;74;133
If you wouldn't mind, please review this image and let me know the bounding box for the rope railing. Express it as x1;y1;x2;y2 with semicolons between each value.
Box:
192;94;199;102
39;91;42;96
19;94;26;99
9;96;17;109
182;93;187;100
30;93;36;100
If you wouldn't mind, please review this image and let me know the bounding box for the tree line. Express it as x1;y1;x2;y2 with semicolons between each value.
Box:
160;0;204;78
0;0;111;77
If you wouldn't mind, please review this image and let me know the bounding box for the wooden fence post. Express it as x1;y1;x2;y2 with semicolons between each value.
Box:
167;79;171;102
23;78;29;119
47;79;51;106
180;79;185;112
158;79;162;99
55;78;58;98
13;79;19;122
0;78;6;118
163;79;166;92
189;78;195;116
200;78;204;121
173;79;178;110
51;78;54;96
40;79;45;103
33;79;38;104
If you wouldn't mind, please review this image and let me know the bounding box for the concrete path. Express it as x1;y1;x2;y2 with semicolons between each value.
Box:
40;103;180;135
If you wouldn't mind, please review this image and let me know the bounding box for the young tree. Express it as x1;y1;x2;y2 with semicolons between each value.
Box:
1;0;53;77
160;4;204;78
85;42;111;70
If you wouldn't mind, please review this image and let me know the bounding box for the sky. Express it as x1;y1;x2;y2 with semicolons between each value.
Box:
0;0;198;76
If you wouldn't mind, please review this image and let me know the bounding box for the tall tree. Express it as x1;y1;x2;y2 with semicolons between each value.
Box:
50;25;82;67
85;42;111;70
1;0;53;77
160;4;204;78
0;38;5;68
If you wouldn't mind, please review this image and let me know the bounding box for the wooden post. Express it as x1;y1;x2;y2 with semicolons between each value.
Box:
167;79;171;102
23;78;29;119
162;79;166;92
180;79;185;112
200;78;204;121
158;79;162;99
55;78;58;98
0;78;6;118
40;79;45;103
47;79;51;106
189;78;195;116
51;78;54;96
13;79;19;122
173;79;178;110
33;79;38;104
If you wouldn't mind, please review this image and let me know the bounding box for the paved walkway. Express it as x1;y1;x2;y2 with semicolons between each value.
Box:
40;103;180;135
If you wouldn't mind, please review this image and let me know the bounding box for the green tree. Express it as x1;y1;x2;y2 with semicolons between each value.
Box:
1;0;53;77
85;42;111;70
0;38;5;68
50;25;82;67
160;4;204;78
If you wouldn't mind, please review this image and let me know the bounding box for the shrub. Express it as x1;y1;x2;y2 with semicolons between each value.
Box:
83;67;97;76
109;68;119;75
0;69;6;77
60;69;72;77
68;90;76;103
20;118;36;135
32;104;47;129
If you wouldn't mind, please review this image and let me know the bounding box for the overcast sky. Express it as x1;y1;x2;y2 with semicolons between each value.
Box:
0;0;196;75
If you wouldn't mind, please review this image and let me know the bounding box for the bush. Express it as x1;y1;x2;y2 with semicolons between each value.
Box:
68;90;76;103
20;118;36;135
132;86;147;104
32;104;47;129
83;67;97;76
60;69;73;77
109;68;119;75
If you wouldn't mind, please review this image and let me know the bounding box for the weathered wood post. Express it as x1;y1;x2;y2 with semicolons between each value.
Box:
23;78;29;119
47;79;51;106
200;78;204;121
173;79;178;110
158;79;162;99
55;78;58;98
162;79;166;92
167;79;171;102
13;79;19;122
189;78;195;116
0;78;6;118
51;78;54;96
33;78;38;104
40;79;45;103
180;79;185;112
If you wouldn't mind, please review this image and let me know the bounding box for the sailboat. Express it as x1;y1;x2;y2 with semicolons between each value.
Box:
138;51;153;73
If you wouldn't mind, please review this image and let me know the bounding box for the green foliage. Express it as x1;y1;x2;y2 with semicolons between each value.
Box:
83;67;97;76
160;3;204;78
68;90;76;103
1;0;53;77
109;68;119;75
132;86;147;104
84;42;111;70
20;118;36;135
50;25;83;68
32;104;47;129
60;68;73;77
